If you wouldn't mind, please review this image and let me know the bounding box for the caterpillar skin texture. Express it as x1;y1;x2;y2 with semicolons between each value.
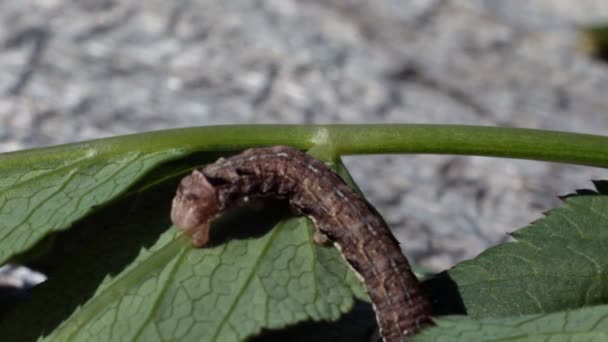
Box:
170;146;433;342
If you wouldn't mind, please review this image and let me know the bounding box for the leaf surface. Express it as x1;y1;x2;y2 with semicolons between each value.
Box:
414;304;608;342
0;145;182;264
0;156;368;342
436;181;608;318
46;219;365;341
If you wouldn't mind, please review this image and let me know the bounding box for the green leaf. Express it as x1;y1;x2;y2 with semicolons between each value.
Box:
432;181;608;318
0;146;183;264
0;173;189;340
0;157;368;341
413;304;608;342
46;219;364;341
8;125;608;341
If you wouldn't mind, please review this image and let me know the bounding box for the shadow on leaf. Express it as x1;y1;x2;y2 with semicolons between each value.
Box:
423;271;467;316
248;299;377;342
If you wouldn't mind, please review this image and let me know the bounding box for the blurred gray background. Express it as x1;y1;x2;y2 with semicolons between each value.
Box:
1;0;608;274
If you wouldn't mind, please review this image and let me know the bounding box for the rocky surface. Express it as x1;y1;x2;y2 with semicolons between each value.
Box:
1;1;608;282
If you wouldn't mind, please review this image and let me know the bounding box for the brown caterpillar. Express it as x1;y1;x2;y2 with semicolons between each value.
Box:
170;146;433;342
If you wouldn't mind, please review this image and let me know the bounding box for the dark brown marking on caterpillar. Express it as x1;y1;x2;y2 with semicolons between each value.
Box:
170;146;434;342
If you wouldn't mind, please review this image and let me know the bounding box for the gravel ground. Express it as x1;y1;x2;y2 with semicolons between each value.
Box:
1;0;608;286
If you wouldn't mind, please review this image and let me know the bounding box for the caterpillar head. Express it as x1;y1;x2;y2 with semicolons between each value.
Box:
171;170;221;247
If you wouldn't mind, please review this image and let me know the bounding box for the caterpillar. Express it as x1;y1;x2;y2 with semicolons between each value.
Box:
170;146;433;342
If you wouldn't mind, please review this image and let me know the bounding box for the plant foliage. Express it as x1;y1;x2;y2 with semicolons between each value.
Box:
0;126;607;341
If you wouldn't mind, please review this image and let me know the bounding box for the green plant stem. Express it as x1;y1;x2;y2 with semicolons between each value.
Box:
2;125;608;168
